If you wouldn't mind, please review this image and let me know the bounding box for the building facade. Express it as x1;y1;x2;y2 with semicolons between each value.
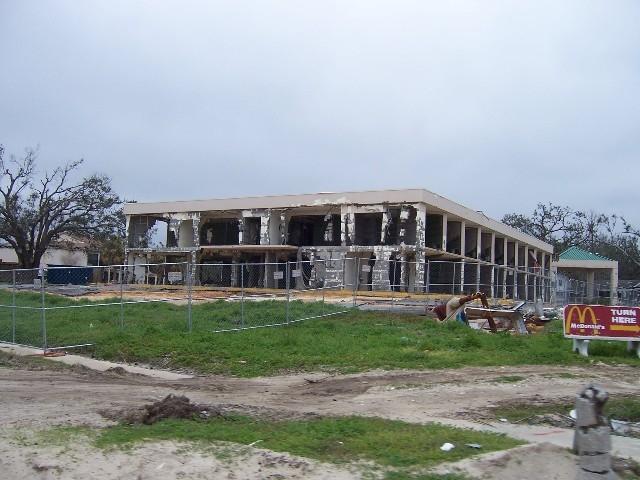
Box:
551;246;618;304
123;189;554;299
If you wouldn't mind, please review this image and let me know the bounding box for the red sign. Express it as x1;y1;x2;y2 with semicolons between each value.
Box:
564;304;640;340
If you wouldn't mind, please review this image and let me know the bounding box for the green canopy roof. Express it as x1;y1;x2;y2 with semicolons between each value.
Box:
559;246;612;262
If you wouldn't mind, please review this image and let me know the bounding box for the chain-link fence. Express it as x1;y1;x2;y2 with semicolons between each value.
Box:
191;260;351;332
0;263;190;352
347;257;555;313
0;259;353;350
0;258;636;351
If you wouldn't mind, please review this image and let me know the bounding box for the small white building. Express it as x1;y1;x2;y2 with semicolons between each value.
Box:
551;246;618;304
0;235;99;270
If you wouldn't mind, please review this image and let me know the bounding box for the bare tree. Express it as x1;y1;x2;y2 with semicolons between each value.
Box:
504;203;640;279
0;146;121;268
502;203;582;247
604;215;640;270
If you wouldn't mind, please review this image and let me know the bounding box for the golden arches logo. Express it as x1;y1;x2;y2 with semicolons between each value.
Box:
565;305;599;336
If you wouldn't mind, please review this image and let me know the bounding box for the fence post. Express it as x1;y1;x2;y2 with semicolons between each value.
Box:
321;259;325;316
240;264;245;328
286;261;290;325
187;262;193;333
391;257;397;313
425;261;430;294
119;264;124;329
452;262;456;294
41;268;47;352
11;269;16;343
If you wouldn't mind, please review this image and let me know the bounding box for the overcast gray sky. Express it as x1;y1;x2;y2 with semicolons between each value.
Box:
1;1;639;224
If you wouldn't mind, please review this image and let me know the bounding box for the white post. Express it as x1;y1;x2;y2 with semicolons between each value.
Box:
441;214;448;252
503;237;508;298
524;246;529;301
514;241;519;299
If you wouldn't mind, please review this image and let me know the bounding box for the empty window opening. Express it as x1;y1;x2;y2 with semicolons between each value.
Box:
243;218;261;245
446;221;462;254
287;215;341;246
425;215;444;249
128;216;169;248
200;219;240;246
480;232;492;262
355;213;383;246
494;237;505;264
465;227;478;258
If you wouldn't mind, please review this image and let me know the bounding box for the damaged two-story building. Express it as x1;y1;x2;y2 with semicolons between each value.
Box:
123;189;554;300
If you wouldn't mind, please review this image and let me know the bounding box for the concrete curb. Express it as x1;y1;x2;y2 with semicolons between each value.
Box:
0;343;193;380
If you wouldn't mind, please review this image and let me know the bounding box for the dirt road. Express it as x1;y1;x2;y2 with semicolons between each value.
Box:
1;360;638;479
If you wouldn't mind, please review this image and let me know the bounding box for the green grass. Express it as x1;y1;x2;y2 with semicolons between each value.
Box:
94;415;520;473
0;290;638;376
492;396;640;423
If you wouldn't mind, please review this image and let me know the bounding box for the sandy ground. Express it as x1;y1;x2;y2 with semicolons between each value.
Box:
1;359;638;479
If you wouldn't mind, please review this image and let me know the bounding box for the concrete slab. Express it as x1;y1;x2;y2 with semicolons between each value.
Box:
430;417;640;460
0;343;192;380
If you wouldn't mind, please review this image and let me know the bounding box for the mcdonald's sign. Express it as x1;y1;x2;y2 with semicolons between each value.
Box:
564;304;640;340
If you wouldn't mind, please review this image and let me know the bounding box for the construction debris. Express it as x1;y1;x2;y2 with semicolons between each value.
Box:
101;394;221;425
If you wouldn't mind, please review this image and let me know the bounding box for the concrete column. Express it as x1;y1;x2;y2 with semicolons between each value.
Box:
191;213;200;247
532;249;538;300
279;213;287;245
230;257;239;288
260;214;270;245
190;213;200;286
610;267;618;305
415;250;426;293
340;206;354;246
441;214;448;252
476;228;482;259
190;250;199;286
502;237;508;298
460;221;466;257
263;251;273;288
380;210;390;244
587;270;596;302
414;205;427;293
125;215;131;247
415;204;427;248
372;250;391;291
490;233;496;264
400;254;408;292
490;265;495;298
490;233;496;298
540;252;547;302
295;250;305;290
513;241;519;299
237;218;244;245
524;246;529;301
550;263;558;306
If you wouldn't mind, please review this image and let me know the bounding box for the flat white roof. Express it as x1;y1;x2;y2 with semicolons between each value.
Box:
124;188;553;252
